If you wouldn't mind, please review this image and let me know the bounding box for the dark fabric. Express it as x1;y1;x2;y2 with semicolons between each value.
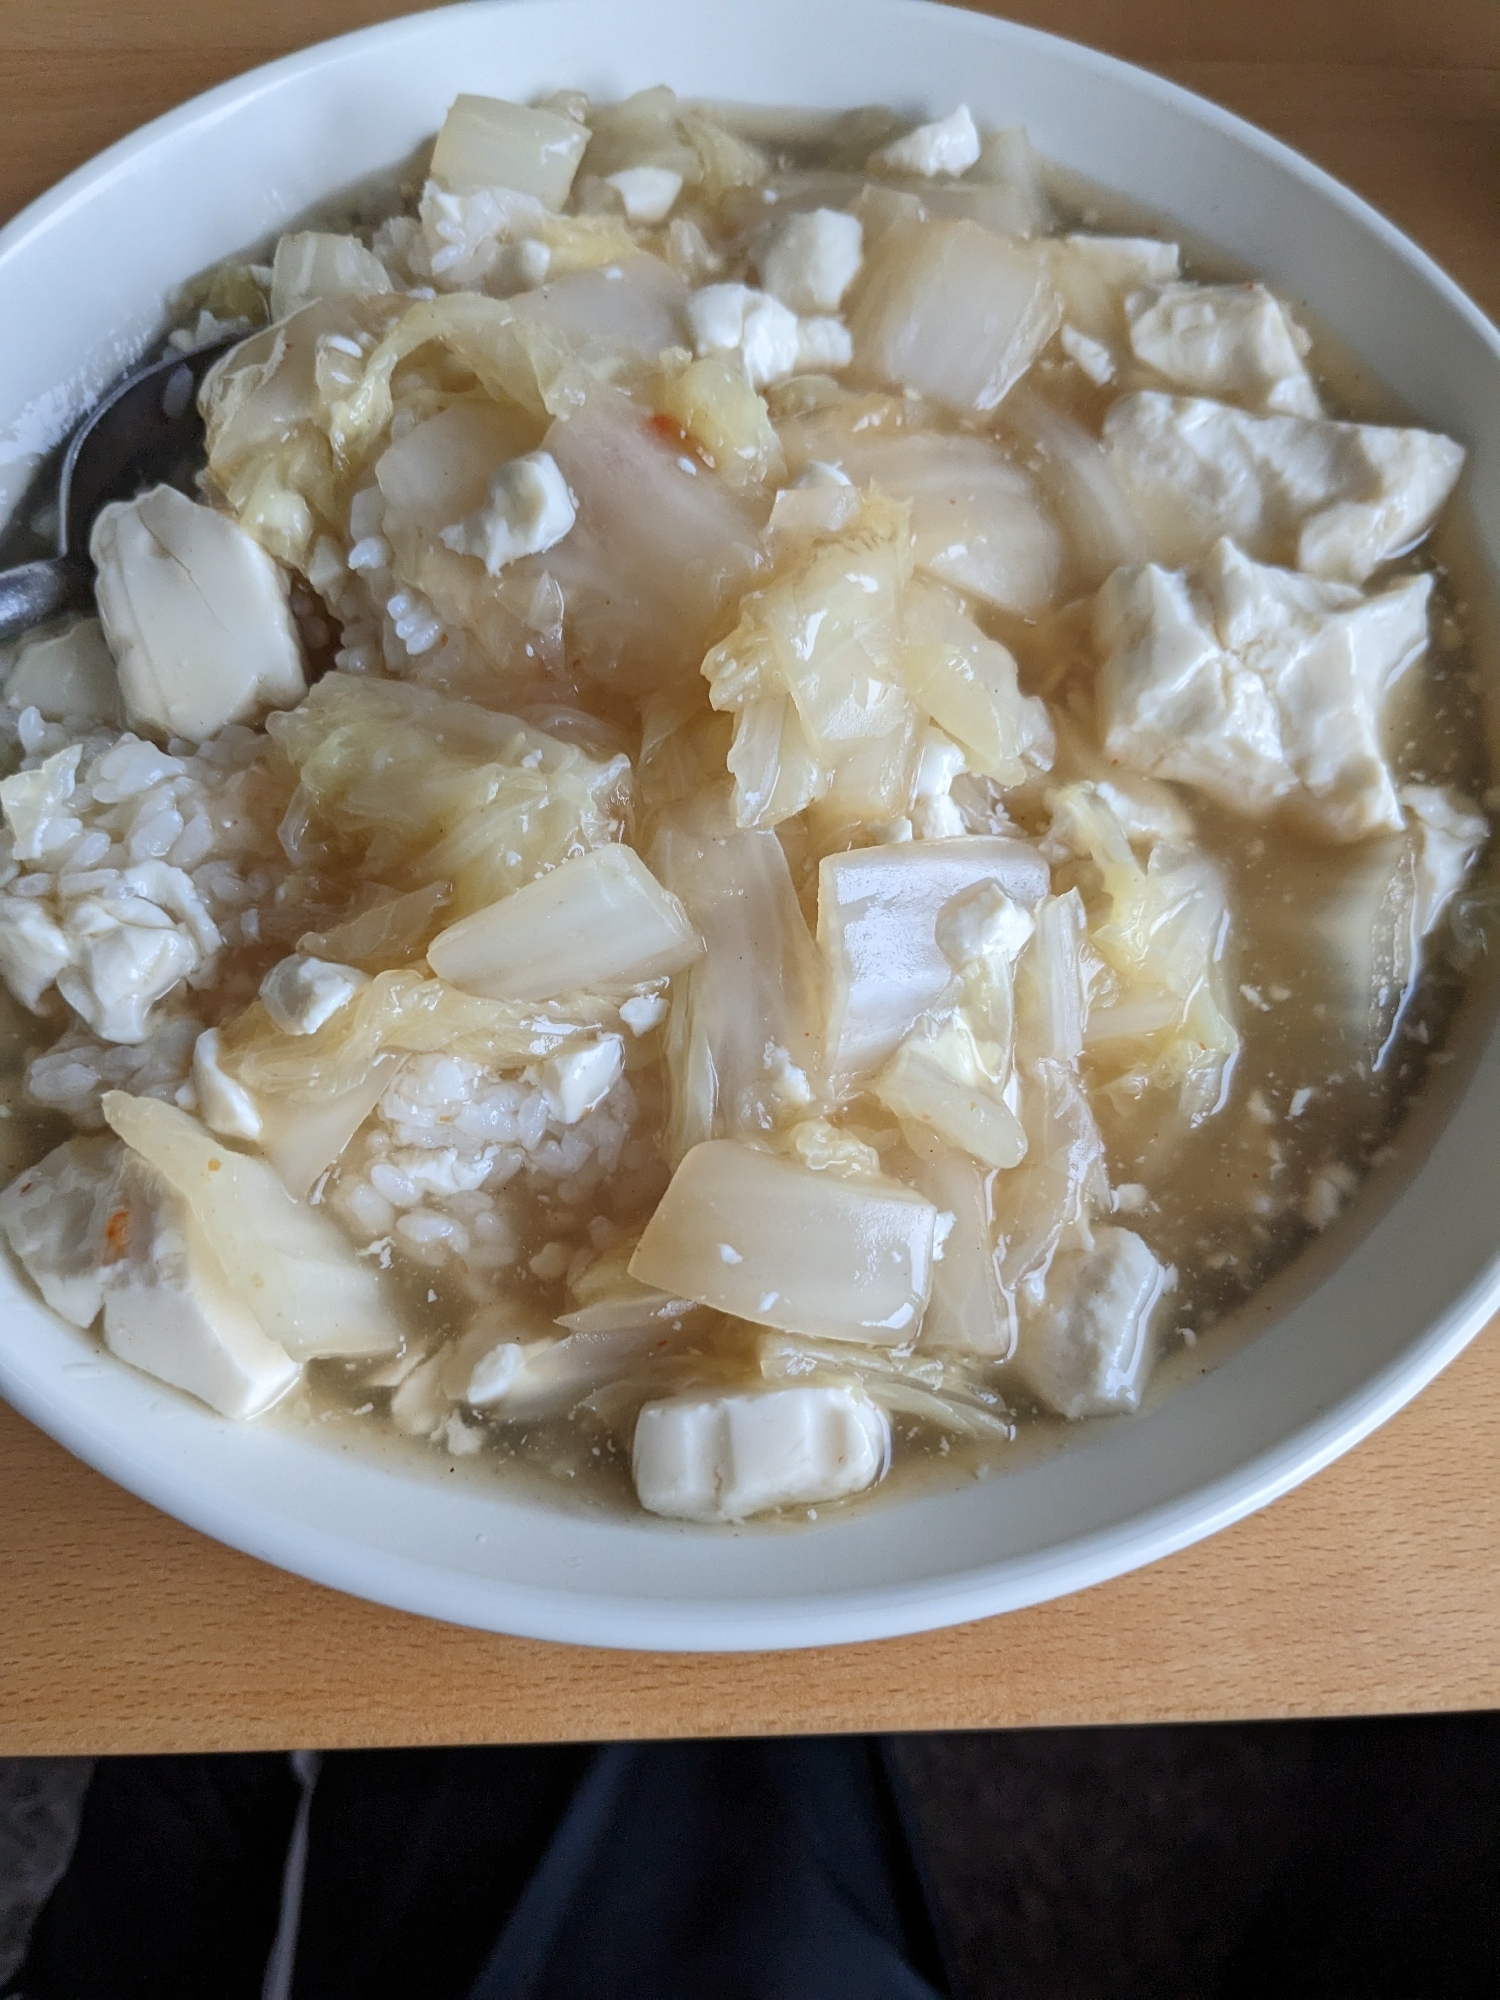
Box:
289;1744;591;2000
1215;1713;1500;2000
464;1737;951;2000
15;1752;297;2000
10;1738;947;2000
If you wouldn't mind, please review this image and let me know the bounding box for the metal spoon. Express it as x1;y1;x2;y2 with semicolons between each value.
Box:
0;335;236;645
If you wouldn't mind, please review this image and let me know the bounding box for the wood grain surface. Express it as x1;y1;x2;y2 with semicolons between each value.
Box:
1;0;1498;1753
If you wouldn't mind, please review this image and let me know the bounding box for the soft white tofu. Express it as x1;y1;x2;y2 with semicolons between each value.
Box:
685;284;803;390
90;485;307;741
1104;392;1465;584
632;1385;890;1522
534;1034;625;1124
439;449;578;573
872;105;981;179
1401;784;1489;938
852;218;1062;413
818;837;1049;1078
1059;325;1115;386
0;900;71;1012
793;316;854;373
1013;1226;1168;1418
605;166;682;224
427;845;702;1001
1095;537;1432;840
259;955;369;1036
269;232;392;321
190;1028;263;1141
98;1151;300;1420
102;1092;402;1361
756;207;864;314
1041;236;1181;348
629;1139;939;1346
4;617;120;723
0;1134;118;1327
1126;283;1320;416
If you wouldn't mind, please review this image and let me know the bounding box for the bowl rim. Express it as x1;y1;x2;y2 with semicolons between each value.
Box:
2;0;1499;1653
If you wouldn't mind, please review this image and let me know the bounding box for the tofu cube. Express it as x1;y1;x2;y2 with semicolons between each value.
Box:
633;1385;891;1522
757;208;864;314
1013;1226;1168;1418
90;485;307;742
0;1134;119;1327
97;1152;300;1419
1096;536;1431;840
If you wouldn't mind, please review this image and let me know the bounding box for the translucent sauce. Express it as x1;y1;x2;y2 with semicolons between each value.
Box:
1;92;1494;1527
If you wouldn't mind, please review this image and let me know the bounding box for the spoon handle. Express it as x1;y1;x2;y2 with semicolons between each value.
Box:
0;555;94;645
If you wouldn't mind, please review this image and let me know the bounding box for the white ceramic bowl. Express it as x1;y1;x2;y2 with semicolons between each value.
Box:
1;0;1498;1651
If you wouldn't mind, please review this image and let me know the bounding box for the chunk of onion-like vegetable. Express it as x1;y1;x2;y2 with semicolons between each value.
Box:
851;217;1062;413
630;1138;938;1346
426;844;702;1001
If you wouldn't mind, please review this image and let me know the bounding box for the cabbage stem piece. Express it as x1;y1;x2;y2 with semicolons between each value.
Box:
629;1138;938;1346
818;838;1048;1081
427;845;702;1001
652;816;821;1163
430;95;590;208
851;218;1061;413
874;1021;1026;1170
101;1093;402;1360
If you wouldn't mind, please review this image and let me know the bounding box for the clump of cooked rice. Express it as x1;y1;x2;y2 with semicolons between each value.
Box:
327;1050;649;1298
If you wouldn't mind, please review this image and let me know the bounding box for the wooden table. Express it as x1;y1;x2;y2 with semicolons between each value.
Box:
2;0;1498;1755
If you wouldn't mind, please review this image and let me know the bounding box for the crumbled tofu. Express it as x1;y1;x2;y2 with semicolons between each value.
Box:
191;1027;262;1141
1303;1161;1357;1231
630;1139;939;1346
757;207;864;314
686;284;802;389
632;1384;890;1522
0;900;72;1012
618;990;668;1036
1096;537;1432;840
1059;324;1114;386
873;105;981;179
259;955;369;1036
535;1034;625;1124
0;1134;118;1326
1013;1226;1168;1418
439;450;577;573
466;1341;525;1405
4;617;120;724
793;316;854;373
59;900;201;1045
1401;784;1488;938
1104;392;1465;584
97;1150;300;1419
911;727;969;839
1126;282;1320;416
90;485;307;741
0;745;82;862
605;166;683;223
